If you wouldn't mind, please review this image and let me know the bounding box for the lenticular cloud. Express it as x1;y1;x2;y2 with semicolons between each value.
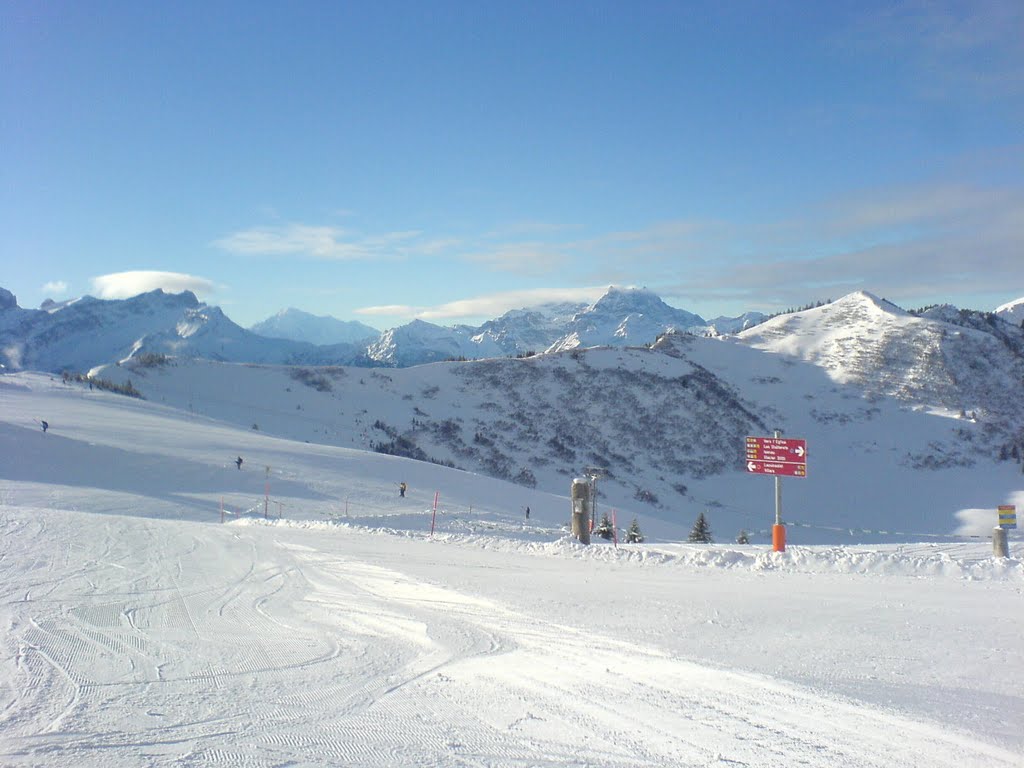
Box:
91;270;213;300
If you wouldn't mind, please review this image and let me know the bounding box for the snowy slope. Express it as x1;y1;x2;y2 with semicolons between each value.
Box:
86;326;1024;544
995;295;1024;327
250;307;379;345
0;372;1021;766
736;291;1024;447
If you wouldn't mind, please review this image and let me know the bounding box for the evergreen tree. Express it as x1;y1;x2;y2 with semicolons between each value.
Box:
688;512;713;543
736;529;751;545
626;517;644;543
595;511;614;540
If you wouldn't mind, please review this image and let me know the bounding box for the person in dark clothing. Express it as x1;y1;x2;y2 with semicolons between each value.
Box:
525;506;530;519
399;482;407;498
41;420;48;433
235;456;243;470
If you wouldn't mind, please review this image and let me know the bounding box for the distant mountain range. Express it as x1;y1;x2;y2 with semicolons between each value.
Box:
1;284;1021;383
0;285;771;373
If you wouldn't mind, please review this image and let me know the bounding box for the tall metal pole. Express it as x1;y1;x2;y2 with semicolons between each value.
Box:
775;475;782;526
773;430;782;525
591;475;598;530
772;430;786;552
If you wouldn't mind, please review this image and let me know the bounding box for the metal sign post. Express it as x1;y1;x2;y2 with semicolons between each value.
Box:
995;505;1017;558
746;432;808;552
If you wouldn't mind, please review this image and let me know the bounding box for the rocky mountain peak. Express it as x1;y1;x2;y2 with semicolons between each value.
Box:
0;287;17;311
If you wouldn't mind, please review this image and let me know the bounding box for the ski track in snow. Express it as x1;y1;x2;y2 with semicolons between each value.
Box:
0;508;1019;768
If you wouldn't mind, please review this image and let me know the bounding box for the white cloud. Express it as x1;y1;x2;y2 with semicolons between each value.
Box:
671;179;1024;309
356;286;607;322
213;225;369;260
90;271;214;300
41;280;69;296
213;224;429;261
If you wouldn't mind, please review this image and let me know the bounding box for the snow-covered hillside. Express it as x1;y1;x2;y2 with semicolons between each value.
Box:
0;371;1021;766
84;318;1024;544
996;295;1024;327
737;291;1024;450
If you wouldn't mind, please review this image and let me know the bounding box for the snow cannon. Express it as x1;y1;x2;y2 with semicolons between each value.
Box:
571;478;592;545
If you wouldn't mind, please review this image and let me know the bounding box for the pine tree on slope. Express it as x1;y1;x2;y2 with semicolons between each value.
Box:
688;512;713;543
626;517;644;543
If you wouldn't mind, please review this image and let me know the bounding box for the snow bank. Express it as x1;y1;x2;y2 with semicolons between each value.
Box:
235;517;1024;581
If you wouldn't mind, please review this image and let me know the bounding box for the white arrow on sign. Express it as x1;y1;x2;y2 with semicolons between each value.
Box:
794;446;805;457
747;461;758;472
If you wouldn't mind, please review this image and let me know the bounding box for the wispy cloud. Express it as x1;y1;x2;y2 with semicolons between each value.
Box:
213;223;431;261
219;172;1022;319
41;280;69;296
463;243;573;275
214;225;371;260
461;219;718;278
840;0;1024;101
356;286;608;322
90;271;214;299
672;179;1024;308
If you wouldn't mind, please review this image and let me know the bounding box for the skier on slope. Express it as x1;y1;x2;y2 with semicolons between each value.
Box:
41;420;48;433
235;456;243;470
399;482;407;498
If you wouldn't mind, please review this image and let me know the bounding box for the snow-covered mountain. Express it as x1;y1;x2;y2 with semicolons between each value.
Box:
250;307;379;346
0;288;348;372
704;311;767;335
0;288;16;311
996;296;1024;327
365;319;502;366
735;291;1024;453
546;286;706;353
0;285;732;372
363;288;716;366
471;302;587;355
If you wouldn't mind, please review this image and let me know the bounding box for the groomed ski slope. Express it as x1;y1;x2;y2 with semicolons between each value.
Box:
1;374;1022;767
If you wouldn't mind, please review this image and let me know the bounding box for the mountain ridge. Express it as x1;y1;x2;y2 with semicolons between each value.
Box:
0;285;733;372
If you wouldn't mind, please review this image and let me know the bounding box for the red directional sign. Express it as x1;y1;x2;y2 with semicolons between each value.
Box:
745;436;807;477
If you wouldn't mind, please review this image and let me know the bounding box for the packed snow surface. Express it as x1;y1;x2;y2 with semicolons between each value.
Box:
1;373;1022;767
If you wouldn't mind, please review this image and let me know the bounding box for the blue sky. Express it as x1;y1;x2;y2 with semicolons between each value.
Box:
3;0;1022;329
